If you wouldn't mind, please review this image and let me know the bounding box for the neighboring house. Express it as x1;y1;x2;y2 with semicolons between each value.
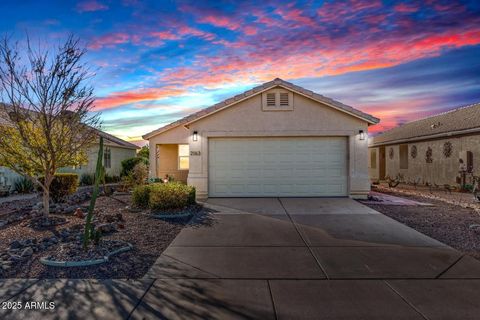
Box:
58;130;139;177
0;104;138;191
143;78;379;199
368;102;480;186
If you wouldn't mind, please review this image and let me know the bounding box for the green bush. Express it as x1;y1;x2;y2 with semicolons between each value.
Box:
132;184;151;208
14;177;35;194
148;182;196;210
80;173;95;186
121;157;148;177
40;173;78;202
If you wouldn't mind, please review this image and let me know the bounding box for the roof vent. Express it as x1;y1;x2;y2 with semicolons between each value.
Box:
266;93;276;106
279;92;289;106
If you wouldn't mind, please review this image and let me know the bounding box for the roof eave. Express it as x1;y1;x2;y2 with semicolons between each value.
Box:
369;126;480;147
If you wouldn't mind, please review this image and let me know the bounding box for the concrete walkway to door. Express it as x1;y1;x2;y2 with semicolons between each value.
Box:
3;198;480;319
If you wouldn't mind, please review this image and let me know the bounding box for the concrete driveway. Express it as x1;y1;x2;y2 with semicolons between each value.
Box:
3;198;480;319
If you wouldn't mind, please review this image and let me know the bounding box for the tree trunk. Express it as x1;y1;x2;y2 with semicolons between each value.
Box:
42;185;50;218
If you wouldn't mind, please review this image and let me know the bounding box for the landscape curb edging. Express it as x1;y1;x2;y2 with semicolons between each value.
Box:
148;212;193;219
39;242;133;268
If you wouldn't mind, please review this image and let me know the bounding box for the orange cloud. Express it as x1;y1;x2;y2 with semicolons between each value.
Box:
95;87;186;110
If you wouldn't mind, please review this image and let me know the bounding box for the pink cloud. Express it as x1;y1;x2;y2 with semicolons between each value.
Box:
198;15;241;31
76;0;108;13
275;8;316;26
394;3;420;13
150;31;180;40
243;26;257;36
177;26;216;41
89;32;130;50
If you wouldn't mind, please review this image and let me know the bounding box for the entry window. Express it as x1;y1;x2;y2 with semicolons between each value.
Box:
104;147;111;169
370;149;377;169
399;144;408;169
178;145;189;170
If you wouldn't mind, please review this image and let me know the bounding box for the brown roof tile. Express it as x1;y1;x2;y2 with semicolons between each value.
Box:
371;102;480;146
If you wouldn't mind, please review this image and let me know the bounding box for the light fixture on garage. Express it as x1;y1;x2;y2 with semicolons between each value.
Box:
359;130;366;140
193;131;198;141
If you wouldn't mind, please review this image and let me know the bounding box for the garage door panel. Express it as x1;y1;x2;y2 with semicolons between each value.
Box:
209;137;348;197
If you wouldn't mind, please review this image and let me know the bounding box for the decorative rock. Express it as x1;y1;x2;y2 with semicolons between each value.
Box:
74;208;86;218
10;240;22;249
9;254;24;261
21;247;33;257
95;223;117;234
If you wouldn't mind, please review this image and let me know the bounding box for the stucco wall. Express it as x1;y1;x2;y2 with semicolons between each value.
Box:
1;144;136;191
147;125;189;179
185;90;370;198
369;134;480;185
0;167;22;190
156;144;189;182
59;144;137;177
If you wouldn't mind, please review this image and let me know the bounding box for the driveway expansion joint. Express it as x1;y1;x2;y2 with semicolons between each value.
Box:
435;254;465;279
277;197;330;280
384;280;430;320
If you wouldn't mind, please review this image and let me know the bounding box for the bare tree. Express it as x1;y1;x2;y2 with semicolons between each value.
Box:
0;35;100;218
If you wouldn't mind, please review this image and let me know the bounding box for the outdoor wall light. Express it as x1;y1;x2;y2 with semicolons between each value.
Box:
193;131;198;141
359;130;366;140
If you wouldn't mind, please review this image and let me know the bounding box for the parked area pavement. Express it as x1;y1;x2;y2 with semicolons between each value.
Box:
2;197;480;319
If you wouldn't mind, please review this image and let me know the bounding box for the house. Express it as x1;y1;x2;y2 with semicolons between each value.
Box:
0;104;139;191
368;102;480;186
143;78;379;199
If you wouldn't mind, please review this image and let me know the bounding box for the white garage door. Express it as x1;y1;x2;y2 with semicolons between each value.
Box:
208;137;348;197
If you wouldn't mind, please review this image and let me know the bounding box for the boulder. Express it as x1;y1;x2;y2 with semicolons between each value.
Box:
95;223;117;234
21;247;33;257
9;240;22;249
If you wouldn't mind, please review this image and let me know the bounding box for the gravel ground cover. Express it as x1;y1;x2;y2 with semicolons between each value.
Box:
0;194;193;279
362;189;480;260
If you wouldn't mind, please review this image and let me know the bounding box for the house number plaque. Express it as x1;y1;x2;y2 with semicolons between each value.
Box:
190;151;201;156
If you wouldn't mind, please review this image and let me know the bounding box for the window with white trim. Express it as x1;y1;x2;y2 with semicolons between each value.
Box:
178;144;189;170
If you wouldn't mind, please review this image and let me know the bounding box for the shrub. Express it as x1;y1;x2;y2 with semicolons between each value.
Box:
148;182;196;210
132;184;151;208
80;173;94;186
40;173;78;202
105;174;121;183
121;157;148;177
132;162;148;185
14;177;35;193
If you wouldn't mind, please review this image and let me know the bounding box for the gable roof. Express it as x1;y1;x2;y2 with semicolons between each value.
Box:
370;102;480;147
0;103;138;150
143;78;380;140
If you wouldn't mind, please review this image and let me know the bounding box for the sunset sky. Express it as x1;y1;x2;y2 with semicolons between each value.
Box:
2;0;480;144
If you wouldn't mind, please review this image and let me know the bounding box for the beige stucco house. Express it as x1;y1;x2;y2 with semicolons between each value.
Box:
369;102;480;186
143;78;379;199
0;104;139;191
